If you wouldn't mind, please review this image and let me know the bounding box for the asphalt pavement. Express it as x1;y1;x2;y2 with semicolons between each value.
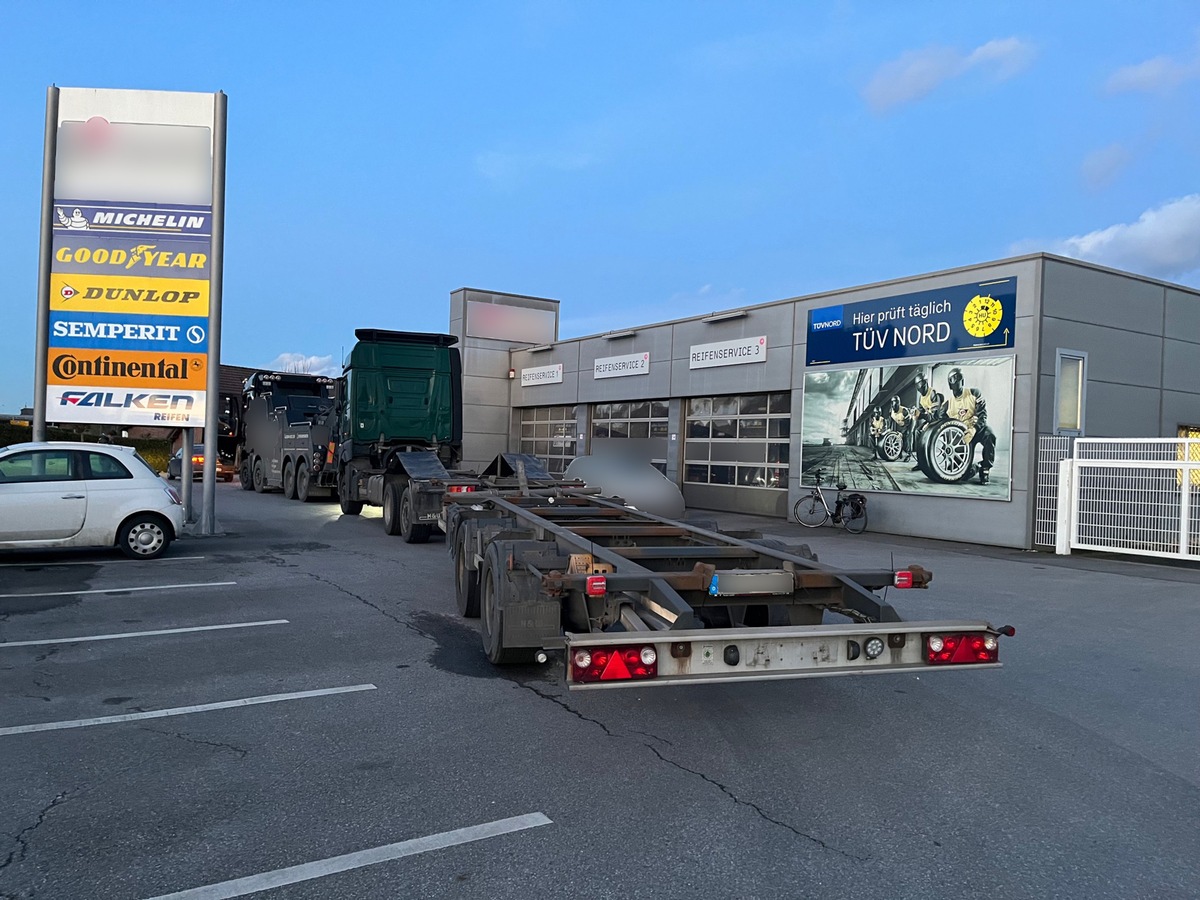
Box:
1;482;1197;899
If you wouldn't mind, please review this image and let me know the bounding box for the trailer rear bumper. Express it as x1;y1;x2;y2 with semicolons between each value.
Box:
562;620;1006;690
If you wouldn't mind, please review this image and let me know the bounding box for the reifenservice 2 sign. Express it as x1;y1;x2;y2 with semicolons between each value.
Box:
805;278;1016;367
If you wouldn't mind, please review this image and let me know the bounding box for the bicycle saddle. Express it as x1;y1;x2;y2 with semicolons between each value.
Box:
836;482;847;491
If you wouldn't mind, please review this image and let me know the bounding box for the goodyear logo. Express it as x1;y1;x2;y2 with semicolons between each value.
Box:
810;305;844;332
55;243;207;272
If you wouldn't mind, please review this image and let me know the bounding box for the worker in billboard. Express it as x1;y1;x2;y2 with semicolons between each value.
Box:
910;370;942;470
869;406;887;459
945;367;996;484
889;395;914;462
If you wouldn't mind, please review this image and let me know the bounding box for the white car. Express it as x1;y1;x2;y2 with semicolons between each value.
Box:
0;441;184;560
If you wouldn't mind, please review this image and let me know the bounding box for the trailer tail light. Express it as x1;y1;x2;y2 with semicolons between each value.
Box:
585;575;607;596
893;570;914;588
924;633;999;665
571;645;658;683
447;485;477;493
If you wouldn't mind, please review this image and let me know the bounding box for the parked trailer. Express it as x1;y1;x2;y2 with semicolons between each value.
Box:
446;480;1013;690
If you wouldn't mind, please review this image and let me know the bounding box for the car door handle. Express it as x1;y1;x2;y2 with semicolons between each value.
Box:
61;494;86;499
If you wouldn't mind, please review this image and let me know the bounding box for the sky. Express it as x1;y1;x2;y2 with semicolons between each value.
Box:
2;1;1198;413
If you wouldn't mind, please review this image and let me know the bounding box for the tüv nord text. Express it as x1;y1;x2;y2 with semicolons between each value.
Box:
853;321;952;352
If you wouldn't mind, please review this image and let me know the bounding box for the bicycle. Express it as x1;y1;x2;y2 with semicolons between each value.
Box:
792;468;868;533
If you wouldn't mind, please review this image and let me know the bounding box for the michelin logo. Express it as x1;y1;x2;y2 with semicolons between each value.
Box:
810;305;844;332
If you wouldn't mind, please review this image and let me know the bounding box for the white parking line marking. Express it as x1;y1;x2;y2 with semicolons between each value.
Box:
143;812;553;900
0;619;289;649
0;581;236;599
0;556;206;568
0;684;376;737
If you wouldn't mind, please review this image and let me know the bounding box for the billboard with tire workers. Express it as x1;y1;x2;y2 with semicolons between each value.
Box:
800;356;1014;501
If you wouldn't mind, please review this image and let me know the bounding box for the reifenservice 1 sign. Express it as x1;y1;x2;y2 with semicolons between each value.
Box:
805;278;1016;367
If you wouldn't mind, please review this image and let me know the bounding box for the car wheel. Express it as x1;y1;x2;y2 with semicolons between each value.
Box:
919;419;973;483
118;514;172;560
878;431;903;462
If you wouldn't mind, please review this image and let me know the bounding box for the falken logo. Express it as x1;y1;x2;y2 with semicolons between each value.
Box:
58;391;195;410
810;305;844;332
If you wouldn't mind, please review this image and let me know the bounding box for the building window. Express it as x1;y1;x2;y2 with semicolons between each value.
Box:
1054;350;1087;435
592;400;670;474
518;406;577;474
684;392;789;489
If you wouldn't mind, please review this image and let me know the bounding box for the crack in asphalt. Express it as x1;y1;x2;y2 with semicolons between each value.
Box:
141;726;249;758
307;572;434;642
516;684;868;860
0;791;69;874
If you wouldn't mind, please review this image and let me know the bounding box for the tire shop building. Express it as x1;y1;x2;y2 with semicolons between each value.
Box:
448;252;1200;550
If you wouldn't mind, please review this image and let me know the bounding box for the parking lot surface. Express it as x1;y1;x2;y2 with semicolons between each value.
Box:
1;484;1198;899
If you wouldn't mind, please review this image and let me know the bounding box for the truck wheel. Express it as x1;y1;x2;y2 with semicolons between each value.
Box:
382;482;403;535
282;461;297;500
399;486;432;544
480;543;534;664
454;527;481;618
338;469;363;516
239;461;254;491
252;457;266;493
296;465;312;502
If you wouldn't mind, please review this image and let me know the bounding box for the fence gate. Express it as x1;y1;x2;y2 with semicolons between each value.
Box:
1056;438;1200;560
1035;435;1074;548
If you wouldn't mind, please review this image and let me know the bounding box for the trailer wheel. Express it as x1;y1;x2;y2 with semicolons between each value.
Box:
282;461;297;500
252;457;266;493
296;465;312;502
454;529;481;618
480;543;535;664
382;482;403;535
399;486;432;544
338;468;363;516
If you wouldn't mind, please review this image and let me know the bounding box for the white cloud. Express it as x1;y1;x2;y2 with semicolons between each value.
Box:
1081;143;1133;190
1022;195;1200;282
1105;54;1200;93
863;37;1035;113
266;352;340;376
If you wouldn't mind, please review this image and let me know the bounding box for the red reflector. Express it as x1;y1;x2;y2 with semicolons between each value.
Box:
600;651;631;680
326;442;335;465
447;485;477;493
893;570;914;589
586;575;607;596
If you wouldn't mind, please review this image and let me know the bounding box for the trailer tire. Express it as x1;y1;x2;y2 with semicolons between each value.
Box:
454;528;481;618
338;468;363;516
399;486;432;544
282;461;297;500
252;457;266;493
382;482;403;535
480;542;535;664
296;464;312;502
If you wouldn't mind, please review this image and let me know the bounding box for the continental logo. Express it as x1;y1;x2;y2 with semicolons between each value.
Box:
49;274;209;317
55;244;207;271
48;349;206;389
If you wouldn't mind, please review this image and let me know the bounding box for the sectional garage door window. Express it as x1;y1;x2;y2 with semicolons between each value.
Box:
518;406;577;474
684;392;790;489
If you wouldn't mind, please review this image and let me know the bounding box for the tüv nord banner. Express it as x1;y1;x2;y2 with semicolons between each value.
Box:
805;278;1016;367
41;88;221;427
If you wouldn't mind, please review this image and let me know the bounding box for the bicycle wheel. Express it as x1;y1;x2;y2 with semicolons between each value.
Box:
842;499;868;534
794;492;829;528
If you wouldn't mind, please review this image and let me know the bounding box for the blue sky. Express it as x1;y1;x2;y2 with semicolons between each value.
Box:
2;1;1198;412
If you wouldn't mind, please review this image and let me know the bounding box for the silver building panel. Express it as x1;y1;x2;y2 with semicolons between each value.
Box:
1042;259;1166;335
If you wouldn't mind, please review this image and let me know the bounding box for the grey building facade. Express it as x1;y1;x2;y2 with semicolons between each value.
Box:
448;253;1200;550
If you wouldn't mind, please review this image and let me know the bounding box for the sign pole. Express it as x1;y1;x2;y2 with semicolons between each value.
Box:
200;91;227;535
32;86;59;442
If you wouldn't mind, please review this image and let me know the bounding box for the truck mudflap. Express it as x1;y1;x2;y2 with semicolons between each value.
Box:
562;621;1010;690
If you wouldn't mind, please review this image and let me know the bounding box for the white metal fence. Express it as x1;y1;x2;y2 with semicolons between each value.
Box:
1056;438;1200;560
1035;435;1073;547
